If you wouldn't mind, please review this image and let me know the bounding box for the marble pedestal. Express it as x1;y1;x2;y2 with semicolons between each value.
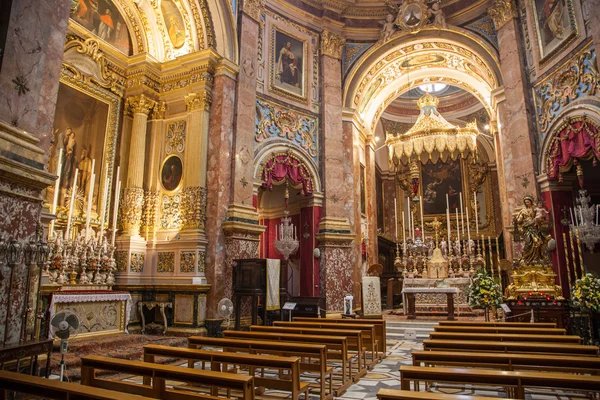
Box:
402;278;470;305
402;287;459;320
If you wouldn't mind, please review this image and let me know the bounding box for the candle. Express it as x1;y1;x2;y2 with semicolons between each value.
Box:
562;233;572;289
466;202;471;244
446;194;451;246
402;209;406;245
66;168;79;239
84;159;96;240
481;234;486;270
455;208;460;242
111;179;121;246
98;168;110;241
579;207;584;226
495;236;500;279
49;148;63;238
459;192;465;235
473;191;479;235
394;197;398;241
575;228;585;277
570;208;575;226
419;195;424;238
569;231;578;279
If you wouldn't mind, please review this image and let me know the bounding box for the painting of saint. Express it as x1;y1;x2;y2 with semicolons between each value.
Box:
46;83;109;212
161;155;183;191
161;0;186;49
272;28;305;98
70;0;133;55
421;159;463;215
532;0;576;59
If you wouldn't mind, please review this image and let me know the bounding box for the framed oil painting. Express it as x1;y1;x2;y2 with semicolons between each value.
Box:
161;155;183;192
532;0;578;62
70;0;133;55
421;159;463;216
270;26;307;102
161;0;186;49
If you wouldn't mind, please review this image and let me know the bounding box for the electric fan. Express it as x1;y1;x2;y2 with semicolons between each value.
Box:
217;298;234;329
50;310;80;381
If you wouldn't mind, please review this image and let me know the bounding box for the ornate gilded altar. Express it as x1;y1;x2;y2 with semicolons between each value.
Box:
504;264;563;300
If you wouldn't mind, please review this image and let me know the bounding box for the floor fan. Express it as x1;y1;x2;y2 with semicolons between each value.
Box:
50;310;80;381
217;298;234;329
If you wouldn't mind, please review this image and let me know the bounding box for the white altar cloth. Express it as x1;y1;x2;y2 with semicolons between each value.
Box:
401;287;459;313
48;291;132;338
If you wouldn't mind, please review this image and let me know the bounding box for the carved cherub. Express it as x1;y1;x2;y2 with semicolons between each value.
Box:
379;14;396;42
534;200;549;226
429;1;447;29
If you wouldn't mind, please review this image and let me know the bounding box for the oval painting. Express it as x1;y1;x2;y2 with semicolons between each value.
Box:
161;155;183;191
161;0;186;49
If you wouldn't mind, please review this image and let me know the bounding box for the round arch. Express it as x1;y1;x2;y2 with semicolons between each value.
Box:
253;142;322;194
344;26;502;132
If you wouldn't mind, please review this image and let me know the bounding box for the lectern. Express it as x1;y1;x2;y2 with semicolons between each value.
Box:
232;258;286;329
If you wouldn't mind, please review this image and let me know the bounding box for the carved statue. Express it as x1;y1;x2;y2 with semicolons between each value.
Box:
429;1;446;29
514;195;551;266
380;14;396;42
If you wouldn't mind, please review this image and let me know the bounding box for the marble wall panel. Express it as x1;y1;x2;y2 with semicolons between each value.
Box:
174;294;194;325
320;245;354;313
383;179;397;239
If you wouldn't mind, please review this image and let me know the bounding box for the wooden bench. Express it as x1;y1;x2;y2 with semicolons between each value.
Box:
412;350;600;375
273;321;379;368
188;336;332;400
292;317;387;356
428;332;581;344
399;365;600;399
0;370;153;400
250;325;367;378
143;345;309;400
437;321;557;328
80;355;254;400
223;329;352;395
434;326;567;335
423;339;600;356
377;388;519;400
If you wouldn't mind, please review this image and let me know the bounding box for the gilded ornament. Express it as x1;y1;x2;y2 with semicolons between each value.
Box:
130;252;145;273
180;251;196;273
160;193;182;229
141;190;159;233
157;252;175;273
198;251;206;272
166;120;187;154
152;101;166;120
118;187;145;235
468;160;489;191
115;250;128;272
320;29;345;59
181;186;208;230
185;91;212;112
487;0;517;30
127;94;156;116
242;0;264;22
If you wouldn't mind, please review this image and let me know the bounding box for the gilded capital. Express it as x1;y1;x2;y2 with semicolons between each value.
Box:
488;0;518;30
127;94;156;116
152;101;166;120
185;92;212;112
242;0;264;23
320;29;345;59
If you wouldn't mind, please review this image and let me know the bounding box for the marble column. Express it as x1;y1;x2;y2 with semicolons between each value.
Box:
539;175;576;298
489;0;539;246
300;199;323;297
365;138;378;265
120;94;155;238
382;177;397;240
316;27;359;314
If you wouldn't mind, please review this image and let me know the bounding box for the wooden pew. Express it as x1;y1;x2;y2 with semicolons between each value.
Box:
377;388;519;400
437;321;557;328
399;365;600;399
412;350;600;375
292;317;387;356
250;325;367;378
423;339;600;356
0;370;153;400
434;325;567;335
143;345;309;400
80;355;254;400
273;321;379;368
428;332;581;344
222;329;352;394
188;336;332;400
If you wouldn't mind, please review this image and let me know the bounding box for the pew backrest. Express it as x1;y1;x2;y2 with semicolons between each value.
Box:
428;332;581;344
437;321;557;328
423;339;599;356
433;326;567;335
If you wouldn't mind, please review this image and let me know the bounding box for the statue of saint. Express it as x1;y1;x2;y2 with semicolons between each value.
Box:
514;195;550;266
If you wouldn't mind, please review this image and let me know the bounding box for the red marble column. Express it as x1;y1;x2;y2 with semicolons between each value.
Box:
539;176;576;298
300;204;321;297
365;140;378;266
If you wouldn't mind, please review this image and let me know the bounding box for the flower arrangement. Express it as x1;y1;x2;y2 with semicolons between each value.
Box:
467;269;503;310
571;273;600;313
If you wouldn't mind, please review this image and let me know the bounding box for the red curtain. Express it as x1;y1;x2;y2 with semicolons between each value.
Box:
546;119;600;180
261;154;314;195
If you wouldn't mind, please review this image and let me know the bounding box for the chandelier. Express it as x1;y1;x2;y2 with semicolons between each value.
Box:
274;182;299;260
569;189;600;252
385;92;479;169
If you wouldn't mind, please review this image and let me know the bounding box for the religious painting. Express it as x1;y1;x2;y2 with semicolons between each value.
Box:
46;82;110;214
532;0;578;62
421;159;463;215
161;155;183;192
270;26;307;101
70;0;133;55
161;0;186;49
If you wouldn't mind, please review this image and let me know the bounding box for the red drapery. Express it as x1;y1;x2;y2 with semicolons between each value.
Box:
261;153;314;195
546;119;600;181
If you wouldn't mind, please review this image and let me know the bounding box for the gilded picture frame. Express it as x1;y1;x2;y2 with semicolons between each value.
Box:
269;26;308;103
160;154;184;192
531;0;578;64
45;66;121;229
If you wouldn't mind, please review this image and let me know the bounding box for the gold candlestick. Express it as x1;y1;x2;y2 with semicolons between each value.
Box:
481;234;486;272
575;228;585;278
569;231;578;279
495;236;501;280
562;232;572;290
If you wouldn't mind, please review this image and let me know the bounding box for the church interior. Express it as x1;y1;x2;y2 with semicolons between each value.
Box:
1;0;600;398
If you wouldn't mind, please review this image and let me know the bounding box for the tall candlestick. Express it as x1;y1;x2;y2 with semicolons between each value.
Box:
575;228;585;277
111;179;121;246
579;207;584;226
98;169;110;240
570;208;575;226
66;169;79;239
495;236;500;279
459;192;465;235
473;191;479;235
488;236;493;277
466;204;471;245
569;231;578;279
455;208;460;242
49;148;63;238
446;194;451;246
419;195;424;238
562;232;572;290
84;159;96;240
394;197;398;241
481;234;486;271
402;209;406;245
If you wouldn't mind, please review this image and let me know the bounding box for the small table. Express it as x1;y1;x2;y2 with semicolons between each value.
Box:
402;287;459;320
138;301;172;335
